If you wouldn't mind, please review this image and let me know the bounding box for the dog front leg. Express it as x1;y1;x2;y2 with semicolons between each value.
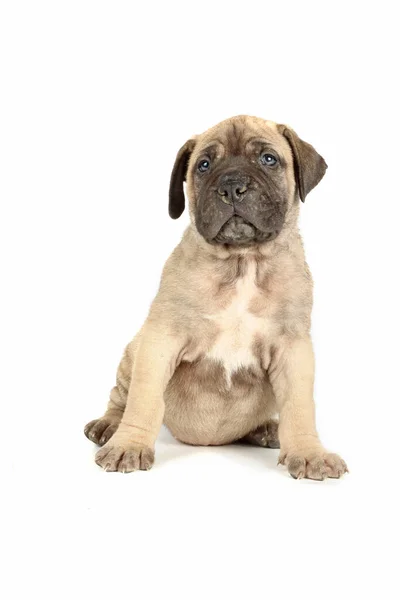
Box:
269;336;347;480
95;324;184;473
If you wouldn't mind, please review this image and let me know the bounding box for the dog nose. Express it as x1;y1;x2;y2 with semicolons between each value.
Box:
217;174;248;204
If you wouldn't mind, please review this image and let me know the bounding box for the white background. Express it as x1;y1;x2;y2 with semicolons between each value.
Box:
2;1;399;599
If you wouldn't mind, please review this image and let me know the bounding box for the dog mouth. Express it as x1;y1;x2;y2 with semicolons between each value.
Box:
214;215;274;245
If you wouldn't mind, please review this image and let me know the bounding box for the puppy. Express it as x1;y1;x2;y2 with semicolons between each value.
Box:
84;115;347;480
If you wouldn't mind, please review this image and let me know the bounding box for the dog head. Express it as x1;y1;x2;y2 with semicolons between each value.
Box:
169;116;327;246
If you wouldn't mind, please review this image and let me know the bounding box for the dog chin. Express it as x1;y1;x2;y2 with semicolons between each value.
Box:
212;216;275;246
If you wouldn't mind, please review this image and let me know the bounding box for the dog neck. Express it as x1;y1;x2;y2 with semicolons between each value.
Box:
185;222;301;266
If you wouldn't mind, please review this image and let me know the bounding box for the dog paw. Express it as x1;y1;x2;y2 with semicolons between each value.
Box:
279;448;348;480
242;419;280;449
95;442;155;473
84;416;121;446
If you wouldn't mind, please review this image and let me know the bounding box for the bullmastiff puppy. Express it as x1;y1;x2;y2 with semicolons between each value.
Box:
84;115;348;480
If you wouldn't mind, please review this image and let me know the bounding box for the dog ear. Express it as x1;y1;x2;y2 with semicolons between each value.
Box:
169;139;196;219
278;126;327;202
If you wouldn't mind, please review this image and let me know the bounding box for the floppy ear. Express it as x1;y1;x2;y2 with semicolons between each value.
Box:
168;139;196;219
278;126;327;202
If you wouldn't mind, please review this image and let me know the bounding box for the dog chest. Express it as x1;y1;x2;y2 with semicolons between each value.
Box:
205;260;271;383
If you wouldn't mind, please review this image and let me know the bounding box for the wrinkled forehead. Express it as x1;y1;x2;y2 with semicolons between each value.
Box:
192;117;292;163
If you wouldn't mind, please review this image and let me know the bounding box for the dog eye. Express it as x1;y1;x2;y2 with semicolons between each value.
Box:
198;159;210;173
260;153;277;167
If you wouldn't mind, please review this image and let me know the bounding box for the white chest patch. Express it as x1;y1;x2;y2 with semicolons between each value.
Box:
205;260;267;386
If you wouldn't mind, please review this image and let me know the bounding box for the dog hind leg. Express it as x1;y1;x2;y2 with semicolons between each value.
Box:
84;338;138;446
